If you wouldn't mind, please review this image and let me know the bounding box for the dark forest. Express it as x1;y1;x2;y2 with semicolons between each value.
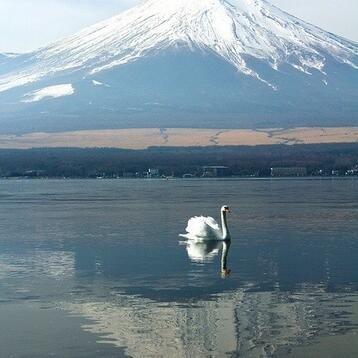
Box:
1;143;358;178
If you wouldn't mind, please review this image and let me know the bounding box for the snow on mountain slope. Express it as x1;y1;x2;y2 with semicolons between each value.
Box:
0;0;357;93
0;53;13;59
22;84;74;103
0;53;18;66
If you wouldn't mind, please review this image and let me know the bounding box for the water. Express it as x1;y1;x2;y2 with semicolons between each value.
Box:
0;178;358;357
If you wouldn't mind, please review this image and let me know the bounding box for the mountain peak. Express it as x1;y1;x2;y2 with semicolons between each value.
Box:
1;0;357;94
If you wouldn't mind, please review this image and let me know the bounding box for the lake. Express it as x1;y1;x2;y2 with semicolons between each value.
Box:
0;178;358;357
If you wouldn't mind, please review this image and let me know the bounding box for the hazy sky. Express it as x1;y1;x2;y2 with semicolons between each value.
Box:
0;0;357;53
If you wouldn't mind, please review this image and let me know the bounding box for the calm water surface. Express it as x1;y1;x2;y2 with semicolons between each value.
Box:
0;178;358;357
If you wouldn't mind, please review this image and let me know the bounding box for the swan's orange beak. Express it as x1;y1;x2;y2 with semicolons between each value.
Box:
225;208;231;213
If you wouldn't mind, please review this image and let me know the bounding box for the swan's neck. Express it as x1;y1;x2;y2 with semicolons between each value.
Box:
221;211;230;240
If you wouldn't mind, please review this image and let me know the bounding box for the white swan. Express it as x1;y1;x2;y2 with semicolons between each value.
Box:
180;205;231;241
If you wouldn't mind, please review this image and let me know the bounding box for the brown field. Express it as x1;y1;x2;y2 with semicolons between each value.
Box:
0;127;357;149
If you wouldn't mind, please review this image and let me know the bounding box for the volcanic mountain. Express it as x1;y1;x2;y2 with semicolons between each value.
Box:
0;0;357;133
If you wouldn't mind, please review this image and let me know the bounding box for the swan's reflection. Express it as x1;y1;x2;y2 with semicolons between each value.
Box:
183;240;231;277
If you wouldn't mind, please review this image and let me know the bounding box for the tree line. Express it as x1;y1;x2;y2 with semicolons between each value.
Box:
0;143;357;178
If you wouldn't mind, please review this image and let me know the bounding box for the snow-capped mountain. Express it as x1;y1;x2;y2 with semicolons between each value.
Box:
0;0;357;133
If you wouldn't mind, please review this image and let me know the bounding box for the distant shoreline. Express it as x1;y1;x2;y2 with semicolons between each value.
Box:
0;127;357;149
1;177;357;181
1;143;357;179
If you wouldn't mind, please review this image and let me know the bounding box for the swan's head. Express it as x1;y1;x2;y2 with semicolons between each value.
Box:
221;205;230;213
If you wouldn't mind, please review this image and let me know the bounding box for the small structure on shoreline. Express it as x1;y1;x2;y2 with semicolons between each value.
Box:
202;166;230;178
271;167;307;177
146;168;160;178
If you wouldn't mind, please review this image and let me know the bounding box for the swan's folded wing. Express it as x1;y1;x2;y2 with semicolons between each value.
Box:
186;216;220;238
203;216;221;231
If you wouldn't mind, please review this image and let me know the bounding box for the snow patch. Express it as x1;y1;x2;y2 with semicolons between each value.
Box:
22;84;74;103
292;64;312;75
92;80;110;87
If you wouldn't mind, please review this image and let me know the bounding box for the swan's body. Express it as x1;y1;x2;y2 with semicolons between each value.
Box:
180;206;231;241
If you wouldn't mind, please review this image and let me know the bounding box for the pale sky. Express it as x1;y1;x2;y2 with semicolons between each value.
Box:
0;0;357;53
